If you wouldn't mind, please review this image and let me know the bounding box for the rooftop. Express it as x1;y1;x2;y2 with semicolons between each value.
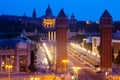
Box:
101;9;112;18
57;9;67;17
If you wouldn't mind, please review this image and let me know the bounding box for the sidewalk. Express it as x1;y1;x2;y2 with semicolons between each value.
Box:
0;72;66;80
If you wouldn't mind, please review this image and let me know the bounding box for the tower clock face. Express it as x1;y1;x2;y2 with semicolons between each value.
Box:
43;18;55;28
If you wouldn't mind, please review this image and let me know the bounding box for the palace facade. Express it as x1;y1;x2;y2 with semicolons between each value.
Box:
0;34;31;73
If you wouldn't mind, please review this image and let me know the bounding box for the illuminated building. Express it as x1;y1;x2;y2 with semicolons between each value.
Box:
67;13;81;38
56;9;68;73
41;5;56;41
92;37;100;56
0;34;31;73
43;18;55;28
42;5;56;28
100;10;112;72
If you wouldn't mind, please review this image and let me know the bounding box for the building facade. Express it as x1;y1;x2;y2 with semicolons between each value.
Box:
0;34;31;73
92;37;100;57
41;5;56;41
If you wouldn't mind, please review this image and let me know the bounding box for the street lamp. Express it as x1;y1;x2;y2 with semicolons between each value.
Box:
73;66;81;80
105;71;109;79
62;59;68;74
5;65;13;80
30;77;40;80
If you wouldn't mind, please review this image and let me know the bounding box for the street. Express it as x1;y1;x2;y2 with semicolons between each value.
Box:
68;50;106;80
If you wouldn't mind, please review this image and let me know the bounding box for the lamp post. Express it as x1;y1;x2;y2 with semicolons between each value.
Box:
62;59;68;74
105;71;109;80
5;65;13;80
73;66;81;80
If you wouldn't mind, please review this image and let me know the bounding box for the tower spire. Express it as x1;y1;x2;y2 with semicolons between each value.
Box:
32;8;36;18
100;9;112;26
57;9;67;17
101;9;112;18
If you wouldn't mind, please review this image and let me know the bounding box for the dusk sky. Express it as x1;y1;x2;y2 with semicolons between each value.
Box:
0;0;120;21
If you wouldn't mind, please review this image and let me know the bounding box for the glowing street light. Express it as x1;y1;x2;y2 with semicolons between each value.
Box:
5;65;13;80
105;71;109;79
73;66;81;80
62;59;68;74
62;59;68;63
30;77;40;80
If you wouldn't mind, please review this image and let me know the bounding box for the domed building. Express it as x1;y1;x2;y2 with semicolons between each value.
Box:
41;5;56;41
41;5;56;28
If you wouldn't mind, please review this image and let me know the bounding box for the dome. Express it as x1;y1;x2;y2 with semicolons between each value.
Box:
45;5;52;17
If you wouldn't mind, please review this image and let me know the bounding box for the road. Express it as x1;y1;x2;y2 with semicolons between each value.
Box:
67;50;106;80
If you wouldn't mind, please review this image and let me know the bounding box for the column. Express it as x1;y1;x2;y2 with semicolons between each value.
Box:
51;31;53;41
15;55;19;72
1;56;3;72
10;56;12;72
5;55;7;72
27;50;31;67
54;31;56;41
50;31;51;41
48;31;50;41
10;56;12;65
0;56;1;72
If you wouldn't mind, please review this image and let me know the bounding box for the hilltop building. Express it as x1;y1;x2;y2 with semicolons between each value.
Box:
41;5;56;41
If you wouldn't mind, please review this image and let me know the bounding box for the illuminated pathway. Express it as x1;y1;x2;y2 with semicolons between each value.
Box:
35;43;49;70
43;43;52;61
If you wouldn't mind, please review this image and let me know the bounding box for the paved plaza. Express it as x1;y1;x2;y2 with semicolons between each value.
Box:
0;72;64;80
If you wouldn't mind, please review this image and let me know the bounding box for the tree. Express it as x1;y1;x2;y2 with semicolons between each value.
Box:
84;43;92;51
68;34;86;43
27;34;40;42
28;50;37;72
112;48;115;62
34;45;38;53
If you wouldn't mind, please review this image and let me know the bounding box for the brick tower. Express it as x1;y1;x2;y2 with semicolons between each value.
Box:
56;9;68;73
100;10;113;72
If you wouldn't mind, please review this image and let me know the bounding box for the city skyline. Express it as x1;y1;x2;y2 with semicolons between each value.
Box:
0;0;120;21
0;1;120;80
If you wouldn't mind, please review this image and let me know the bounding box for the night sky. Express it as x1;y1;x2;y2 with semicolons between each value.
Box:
0;0;119;21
